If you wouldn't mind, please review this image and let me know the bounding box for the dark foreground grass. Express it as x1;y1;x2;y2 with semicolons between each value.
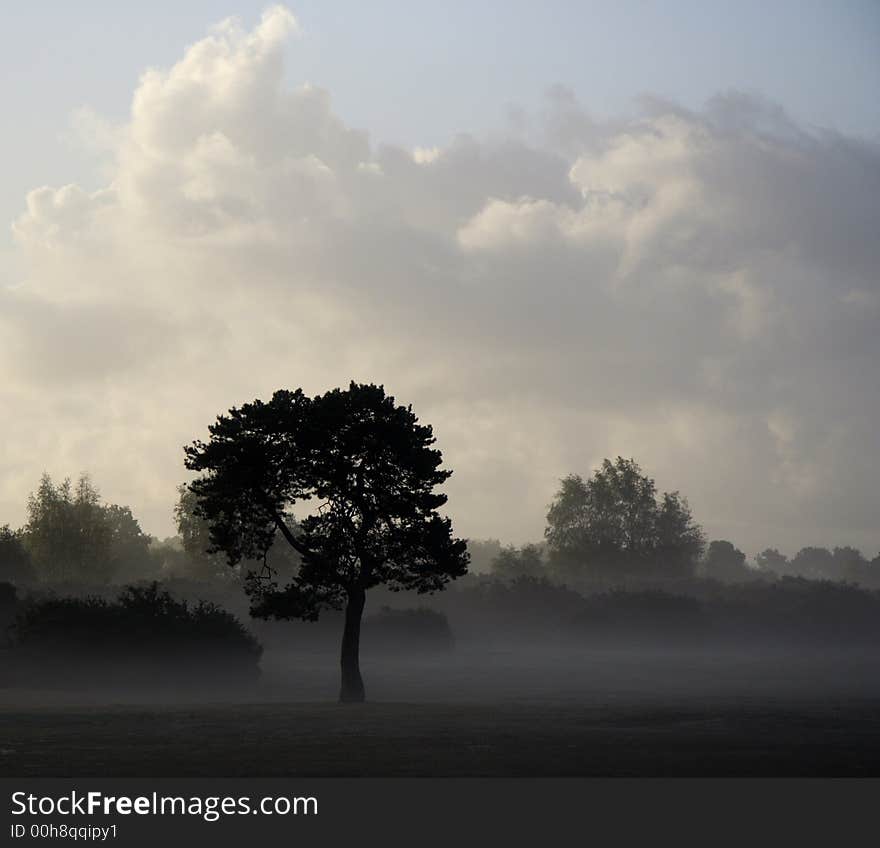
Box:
4;699;880;777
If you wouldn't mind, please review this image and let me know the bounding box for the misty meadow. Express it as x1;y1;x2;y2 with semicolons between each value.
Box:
3;381;880;775
1;4;879;781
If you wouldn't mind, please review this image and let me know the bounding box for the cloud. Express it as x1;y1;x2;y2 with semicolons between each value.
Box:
3;5;879;556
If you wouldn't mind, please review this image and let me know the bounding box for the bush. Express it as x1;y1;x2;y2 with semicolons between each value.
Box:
574;590;706;645
569;579;880;650
705;577;880;646
432;576;588;644
8;582;262;686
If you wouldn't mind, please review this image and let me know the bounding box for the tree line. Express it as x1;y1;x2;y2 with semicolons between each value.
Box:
0;476;276;588
489;457;880;590
2;382;879;702
4;459;877;592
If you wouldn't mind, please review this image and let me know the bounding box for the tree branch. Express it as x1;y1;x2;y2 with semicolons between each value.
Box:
272;512;311;557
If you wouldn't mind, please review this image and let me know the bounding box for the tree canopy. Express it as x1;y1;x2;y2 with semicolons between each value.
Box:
23;474;152;584
184;382;469;701
491;544;545;580
545;457;705;580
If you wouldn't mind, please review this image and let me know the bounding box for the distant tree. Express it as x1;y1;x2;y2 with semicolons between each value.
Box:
702;540;753;582
868;553;880;590
655;492;706;575
831;546;869;584
184;382;469;702
0;525;34;586
545;457;704;580
865;554;880;589
24;474;112;583
791;547;835;581
171;484;300;583
753;547;871;584
465;538;503;575
755;548;788;576
23;474;154;584
145;536;192;580
491;544;545;580
173;484;231;581
104;504;156;582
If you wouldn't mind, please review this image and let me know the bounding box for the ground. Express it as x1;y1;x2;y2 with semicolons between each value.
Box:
3;649;880;776
3;700;880;776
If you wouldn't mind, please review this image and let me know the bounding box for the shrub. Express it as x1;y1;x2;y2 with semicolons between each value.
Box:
433;576;588;644
9;582;261;686
574;590;705;645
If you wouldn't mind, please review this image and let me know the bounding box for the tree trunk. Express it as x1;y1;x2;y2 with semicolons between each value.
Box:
339;587;366;703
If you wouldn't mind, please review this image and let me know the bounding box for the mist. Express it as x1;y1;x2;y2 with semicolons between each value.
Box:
2;4;880;782
4;457;880;776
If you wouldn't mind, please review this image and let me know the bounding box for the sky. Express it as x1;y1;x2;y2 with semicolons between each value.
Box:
1;2;879;556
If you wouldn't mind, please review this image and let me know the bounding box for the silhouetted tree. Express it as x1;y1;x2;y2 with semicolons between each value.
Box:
545;457;704;581
171;483;302;584
0;526;34;586
465;538;503;574
184;382;469;702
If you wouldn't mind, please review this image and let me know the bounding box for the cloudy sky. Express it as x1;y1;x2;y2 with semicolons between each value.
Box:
1;2;879;556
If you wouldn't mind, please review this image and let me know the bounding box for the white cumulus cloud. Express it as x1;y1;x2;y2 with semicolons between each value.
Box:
2;6;879;556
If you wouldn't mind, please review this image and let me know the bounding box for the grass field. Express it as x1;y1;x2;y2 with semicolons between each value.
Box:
4;649;880;776
4;699;880;776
